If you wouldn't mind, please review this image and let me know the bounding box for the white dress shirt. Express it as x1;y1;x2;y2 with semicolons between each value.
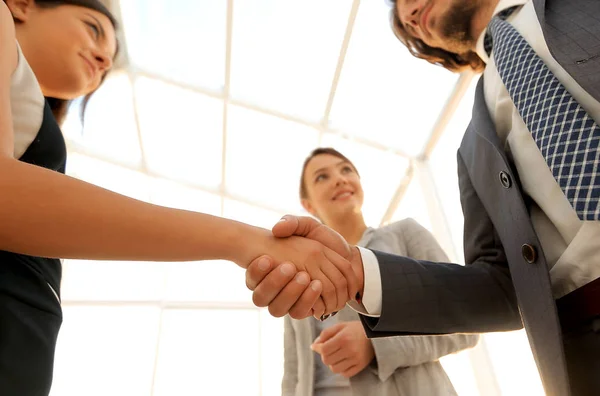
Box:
357;0;600;316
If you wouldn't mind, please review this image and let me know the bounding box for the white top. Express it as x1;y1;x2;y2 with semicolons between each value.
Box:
358;0;600;316
10;41;45;160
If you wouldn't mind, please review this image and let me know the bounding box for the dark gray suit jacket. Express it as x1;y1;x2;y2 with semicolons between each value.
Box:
361;1;600;395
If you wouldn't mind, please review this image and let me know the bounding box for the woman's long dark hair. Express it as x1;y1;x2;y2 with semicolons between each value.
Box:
5;0;119;124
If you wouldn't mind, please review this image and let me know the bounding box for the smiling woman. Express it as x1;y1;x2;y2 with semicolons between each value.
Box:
282;147;479;396
0;1;359;394
9;0;119;123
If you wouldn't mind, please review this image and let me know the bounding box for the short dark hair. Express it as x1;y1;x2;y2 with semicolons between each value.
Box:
299;147;359;200
5;0;119;124
387;0;485;73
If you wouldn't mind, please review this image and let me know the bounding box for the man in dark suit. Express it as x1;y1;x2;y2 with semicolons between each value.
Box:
244;1;600;395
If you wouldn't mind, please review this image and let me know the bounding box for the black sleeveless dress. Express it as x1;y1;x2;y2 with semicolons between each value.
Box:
1;46;66;395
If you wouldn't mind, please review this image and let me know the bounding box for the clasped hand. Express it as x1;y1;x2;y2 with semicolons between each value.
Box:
245;215;364;319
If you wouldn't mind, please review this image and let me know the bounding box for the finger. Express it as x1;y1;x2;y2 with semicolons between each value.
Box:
318;322;345;343
245;255;273;290
318;251;349;312
341;365;361;378
272;215;301;238
324;247;358;303
330;360;355;375
321;331;346;356
312;268;337;315
321;347;347;366
287;279;323;320
267;271;316;317
311;297;325;320
252;262;297;308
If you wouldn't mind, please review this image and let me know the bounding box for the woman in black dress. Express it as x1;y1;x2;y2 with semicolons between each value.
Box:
0;1;357;394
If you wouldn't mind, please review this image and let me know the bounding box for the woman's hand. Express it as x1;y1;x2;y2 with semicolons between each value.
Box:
311;321;375;378
239;227;358;317
243;216;364;319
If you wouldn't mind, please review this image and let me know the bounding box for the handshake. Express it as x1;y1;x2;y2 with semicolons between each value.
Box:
241;215;365;320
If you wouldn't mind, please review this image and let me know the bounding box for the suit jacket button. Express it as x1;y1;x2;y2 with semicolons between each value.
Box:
499;171;512;188
522;244;537;263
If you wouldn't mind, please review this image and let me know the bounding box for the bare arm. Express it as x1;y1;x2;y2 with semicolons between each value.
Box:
0;3;357;313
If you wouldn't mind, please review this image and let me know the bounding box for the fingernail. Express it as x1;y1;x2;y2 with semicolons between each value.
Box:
320;313;331;321
295;273;309;285
311;280;321;291
258;257;270;271
280;263;294;276
278;216;287;222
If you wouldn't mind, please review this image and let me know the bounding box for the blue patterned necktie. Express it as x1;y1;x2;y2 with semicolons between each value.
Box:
486;16;600;220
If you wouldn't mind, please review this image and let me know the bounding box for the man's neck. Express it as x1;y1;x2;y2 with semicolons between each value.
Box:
471;0;502;42
326;214;368;246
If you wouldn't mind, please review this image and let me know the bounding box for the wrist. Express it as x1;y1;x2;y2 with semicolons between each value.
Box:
227;222;272;268
350;246;364;301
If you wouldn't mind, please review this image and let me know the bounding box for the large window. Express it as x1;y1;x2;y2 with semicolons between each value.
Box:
51;1;544;395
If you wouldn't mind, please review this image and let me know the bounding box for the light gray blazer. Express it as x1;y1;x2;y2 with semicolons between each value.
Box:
282;219;480;396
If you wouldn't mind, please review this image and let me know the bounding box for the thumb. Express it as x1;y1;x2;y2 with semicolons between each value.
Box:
272;215;320;238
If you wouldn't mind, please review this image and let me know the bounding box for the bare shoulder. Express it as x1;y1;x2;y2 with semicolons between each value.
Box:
0;1;18;77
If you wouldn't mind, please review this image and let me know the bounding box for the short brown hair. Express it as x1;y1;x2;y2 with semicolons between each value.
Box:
388;0;485;73
299;148;359;200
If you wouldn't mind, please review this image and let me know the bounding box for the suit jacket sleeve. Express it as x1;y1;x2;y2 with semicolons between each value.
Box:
361;152;522;336
281;315;299;396
368;218;480;381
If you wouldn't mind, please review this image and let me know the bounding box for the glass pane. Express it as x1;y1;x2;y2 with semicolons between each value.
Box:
259;311;285;396
328;0;458;156
153;309;261;396
225;105;319;212
149;178;222;215
223;199;285;230
66;153;151;202
51;306;160;396
230;0;353;121
429;77;479;263
390;174;433;232
163;260;252;303
120;0;226;91
135;77;223;188
62;72;142;166
484;331;544;396
320;133;409;226
440;348;480;396
61;259;166;301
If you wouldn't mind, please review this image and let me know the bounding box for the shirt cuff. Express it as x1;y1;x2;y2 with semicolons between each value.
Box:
347;247;382;317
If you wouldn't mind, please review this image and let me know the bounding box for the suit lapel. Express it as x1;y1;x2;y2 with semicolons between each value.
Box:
461;78;571;395
533;0;546;26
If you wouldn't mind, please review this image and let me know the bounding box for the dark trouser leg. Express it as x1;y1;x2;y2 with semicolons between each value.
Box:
0;269;62;396
563;318;600;396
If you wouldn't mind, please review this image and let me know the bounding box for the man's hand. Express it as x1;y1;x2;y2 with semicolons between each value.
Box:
311;321;375;378
245;255;326;319
273;215;351;259
274;215;364;299
244;216;365;319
